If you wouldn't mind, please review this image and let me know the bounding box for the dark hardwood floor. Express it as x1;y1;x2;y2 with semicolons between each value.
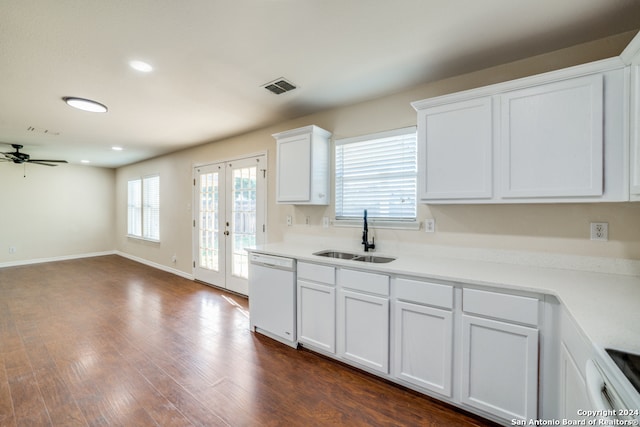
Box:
0;255;498;426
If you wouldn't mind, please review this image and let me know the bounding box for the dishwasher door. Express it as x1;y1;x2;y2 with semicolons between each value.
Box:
248;253;297;348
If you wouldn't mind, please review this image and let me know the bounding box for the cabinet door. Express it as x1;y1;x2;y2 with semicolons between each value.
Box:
276;134;311;202
559;343;592;422
461;315;538;421
631;65;640;197
393;301;453;397
417;96;493;200
297;279;335;353
500;74;604;198
338;289;389;374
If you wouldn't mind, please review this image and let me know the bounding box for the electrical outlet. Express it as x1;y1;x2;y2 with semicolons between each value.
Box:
305;216;310;225
322;216;329;228
424;219;435;233
171;255;177;263
286;215;292;226
590;222;608;241
8;247;16;254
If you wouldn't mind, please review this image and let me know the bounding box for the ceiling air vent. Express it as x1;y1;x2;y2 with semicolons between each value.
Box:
263;78;297;95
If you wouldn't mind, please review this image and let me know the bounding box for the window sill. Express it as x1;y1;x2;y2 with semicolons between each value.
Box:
127;235;161;244
332;219;420;231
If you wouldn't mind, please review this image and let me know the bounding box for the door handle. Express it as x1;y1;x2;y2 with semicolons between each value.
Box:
224;231;229;236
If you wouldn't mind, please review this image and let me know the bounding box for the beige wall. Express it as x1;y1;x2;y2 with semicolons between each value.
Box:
115;31;640;275
0;163;115;265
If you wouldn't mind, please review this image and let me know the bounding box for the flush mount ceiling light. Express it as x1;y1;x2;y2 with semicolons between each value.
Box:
129;60;153;73
111;146;123;151
63;97;108;113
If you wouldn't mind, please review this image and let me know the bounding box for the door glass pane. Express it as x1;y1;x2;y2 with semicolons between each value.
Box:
231;165;257;278
199;172;219;271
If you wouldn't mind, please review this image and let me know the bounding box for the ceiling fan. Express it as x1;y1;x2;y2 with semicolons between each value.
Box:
1;144;68;167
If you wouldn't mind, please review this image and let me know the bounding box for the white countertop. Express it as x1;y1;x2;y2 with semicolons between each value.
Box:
248;240;640;355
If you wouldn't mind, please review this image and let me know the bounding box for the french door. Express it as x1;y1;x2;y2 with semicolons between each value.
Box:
193;155;266;295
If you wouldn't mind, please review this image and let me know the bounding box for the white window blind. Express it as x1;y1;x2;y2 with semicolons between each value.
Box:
335;127;417;221
127;179;142;236
143;176;160;240
127;175;160;240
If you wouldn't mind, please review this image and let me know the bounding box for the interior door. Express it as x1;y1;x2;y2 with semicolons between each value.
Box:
193;155;266;295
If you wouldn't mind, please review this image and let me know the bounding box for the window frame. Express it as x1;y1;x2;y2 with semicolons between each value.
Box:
334;126;419;230
127;174;160;242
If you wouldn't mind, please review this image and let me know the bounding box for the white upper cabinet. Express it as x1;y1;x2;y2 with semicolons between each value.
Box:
623;32;640;199
631;65;640;199
500;75;603;198
274;125;332;205
416;97;493;200
412;58;629;204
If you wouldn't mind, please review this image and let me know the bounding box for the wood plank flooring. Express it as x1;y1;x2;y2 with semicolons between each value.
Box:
0;255;498;426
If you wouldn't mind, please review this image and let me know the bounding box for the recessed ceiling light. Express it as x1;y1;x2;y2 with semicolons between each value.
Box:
112;146;123;151
81;160;91;164
129;60;153;73
63;97;108;113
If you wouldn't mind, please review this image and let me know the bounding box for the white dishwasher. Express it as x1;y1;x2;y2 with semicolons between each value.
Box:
248;253;297;348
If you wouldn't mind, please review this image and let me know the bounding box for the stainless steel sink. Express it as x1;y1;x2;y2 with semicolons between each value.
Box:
313;250;396;263
352;255;396;263
313;250;359;260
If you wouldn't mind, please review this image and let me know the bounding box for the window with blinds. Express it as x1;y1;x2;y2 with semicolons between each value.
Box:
335;127;417;221
127;175;160;241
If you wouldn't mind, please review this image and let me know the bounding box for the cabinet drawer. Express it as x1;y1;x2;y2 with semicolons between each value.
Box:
338;269;389;296
463;288;538;326
298;262;335;285
395;278;453;309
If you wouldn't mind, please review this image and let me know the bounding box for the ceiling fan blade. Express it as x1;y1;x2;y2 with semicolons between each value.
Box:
28;159;68;163
28;161;59;167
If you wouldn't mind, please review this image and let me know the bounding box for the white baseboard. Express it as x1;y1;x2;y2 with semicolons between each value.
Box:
115;251;194;280
0;251;194;281
0;251;117;269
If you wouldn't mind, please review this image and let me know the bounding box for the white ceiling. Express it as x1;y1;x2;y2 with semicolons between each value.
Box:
1;0;639;168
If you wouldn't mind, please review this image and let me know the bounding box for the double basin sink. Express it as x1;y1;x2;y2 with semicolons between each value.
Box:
313;250;396;264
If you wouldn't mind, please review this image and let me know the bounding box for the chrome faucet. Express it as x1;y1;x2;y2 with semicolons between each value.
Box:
362;209;375;252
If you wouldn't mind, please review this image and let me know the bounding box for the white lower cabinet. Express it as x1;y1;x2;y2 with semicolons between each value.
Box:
297;279;335;353
293;261;548;424
296;262;336;353
337;268;390;374
559;343;591;421
461;288;540;422
558;307;594;421
393;301;453;397
461;315;538;421
392;277;454;397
